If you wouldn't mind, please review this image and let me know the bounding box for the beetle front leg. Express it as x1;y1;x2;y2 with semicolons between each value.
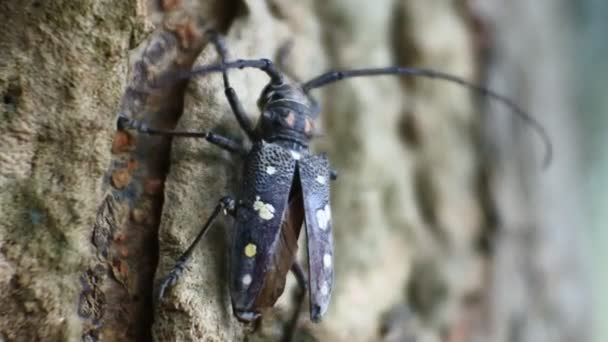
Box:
117;116;246;155
158;196;236;300
205;30;257;140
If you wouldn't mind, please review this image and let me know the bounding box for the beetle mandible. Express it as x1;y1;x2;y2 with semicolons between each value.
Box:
117;30;551;339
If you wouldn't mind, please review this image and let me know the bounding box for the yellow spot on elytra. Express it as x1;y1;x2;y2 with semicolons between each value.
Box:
244;243;257;257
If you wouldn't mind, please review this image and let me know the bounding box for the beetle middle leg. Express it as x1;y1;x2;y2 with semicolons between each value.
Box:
158;195;236;300
117;116;246;155
281;262;308;342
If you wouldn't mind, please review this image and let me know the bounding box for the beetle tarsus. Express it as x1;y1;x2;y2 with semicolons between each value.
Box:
158;262;185;300
117;116;148;132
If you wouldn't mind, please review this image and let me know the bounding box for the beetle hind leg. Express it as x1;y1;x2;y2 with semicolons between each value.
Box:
158;196;236;300
281;262;308;342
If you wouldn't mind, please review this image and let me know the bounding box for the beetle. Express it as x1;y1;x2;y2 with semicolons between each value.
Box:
117;30;551;340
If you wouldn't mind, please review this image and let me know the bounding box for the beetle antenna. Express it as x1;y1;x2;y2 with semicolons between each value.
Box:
302;67;552;168
154;59;285;88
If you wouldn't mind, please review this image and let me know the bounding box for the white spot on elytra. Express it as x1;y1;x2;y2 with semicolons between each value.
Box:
266;166;277;175
315;175;326;185
290;151;301;160
242;274;252;286
320;282;329;296
253;196;275;220
323;254;332;269
316;204;331;230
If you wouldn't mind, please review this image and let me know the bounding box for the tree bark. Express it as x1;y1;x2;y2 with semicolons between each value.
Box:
469;1;592;342
0;0;590;341
0;0;144;340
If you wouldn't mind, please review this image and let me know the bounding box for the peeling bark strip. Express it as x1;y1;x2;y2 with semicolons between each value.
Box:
80;8;216;341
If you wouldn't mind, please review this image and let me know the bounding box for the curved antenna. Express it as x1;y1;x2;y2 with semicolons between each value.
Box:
153;59;285;88
302;67;552;168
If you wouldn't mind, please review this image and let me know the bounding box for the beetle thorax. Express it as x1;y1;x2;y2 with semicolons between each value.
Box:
255;82;319;147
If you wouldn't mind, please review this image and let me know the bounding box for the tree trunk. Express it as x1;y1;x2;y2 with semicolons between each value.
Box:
469;1;591;342
0;0;144;340
0;1;590;341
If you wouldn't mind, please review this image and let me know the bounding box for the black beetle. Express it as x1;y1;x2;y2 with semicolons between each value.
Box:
117;30;551;340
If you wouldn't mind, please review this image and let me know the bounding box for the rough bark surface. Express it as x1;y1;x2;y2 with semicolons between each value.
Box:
0;1;143;340
0;0;589;341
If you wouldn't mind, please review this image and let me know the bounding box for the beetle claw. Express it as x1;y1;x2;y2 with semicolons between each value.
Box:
330;169;338;181
158;264;184;301
220;196;236;216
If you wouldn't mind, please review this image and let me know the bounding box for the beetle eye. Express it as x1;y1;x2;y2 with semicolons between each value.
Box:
271;114;282;126
262;111;276;123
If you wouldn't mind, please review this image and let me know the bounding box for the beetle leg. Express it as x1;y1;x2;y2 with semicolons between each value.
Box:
281;262;308;342
205;30;257;140
158;196;235;300
117;116;246;155
330;169;338;181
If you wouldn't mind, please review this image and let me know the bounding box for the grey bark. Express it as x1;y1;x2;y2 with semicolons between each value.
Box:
0;0;590;341
470;1;592;342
